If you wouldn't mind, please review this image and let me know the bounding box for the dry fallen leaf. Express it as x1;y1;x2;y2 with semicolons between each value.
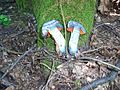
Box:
5;86;14;90
98;0;110;14
117;49;120;55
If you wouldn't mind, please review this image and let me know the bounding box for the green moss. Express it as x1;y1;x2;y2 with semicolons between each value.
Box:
16;0;96;49
35;0;95;49
16;0;33;12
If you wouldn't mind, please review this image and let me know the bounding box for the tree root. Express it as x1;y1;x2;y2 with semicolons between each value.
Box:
80;57;120;90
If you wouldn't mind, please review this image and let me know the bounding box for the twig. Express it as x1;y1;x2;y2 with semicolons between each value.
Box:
43;47;120;71
80;57;120;71
80;58;120;90
10;30;26;38
0;46;22;55
110;13;120;16
39;62;55;72
59;0;68;55
94;23;120;39
43;48;68;61
43;49;57;58
41;58;55;90
0;45;36;80
82;46;109;54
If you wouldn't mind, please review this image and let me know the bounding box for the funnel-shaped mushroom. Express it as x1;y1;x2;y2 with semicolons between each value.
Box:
67;21;86;57
42;20;65;56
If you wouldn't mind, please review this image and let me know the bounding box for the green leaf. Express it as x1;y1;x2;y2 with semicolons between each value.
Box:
0;15;11;26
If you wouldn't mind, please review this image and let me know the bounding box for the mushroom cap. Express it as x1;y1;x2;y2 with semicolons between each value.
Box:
42;20;63;37
67;21;86;35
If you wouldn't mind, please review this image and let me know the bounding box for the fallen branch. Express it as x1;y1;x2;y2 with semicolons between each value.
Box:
80;57;120;71
80;58;120;90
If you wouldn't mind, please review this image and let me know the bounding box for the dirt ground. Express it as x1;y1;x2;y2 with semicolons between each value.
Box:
0;1;120;90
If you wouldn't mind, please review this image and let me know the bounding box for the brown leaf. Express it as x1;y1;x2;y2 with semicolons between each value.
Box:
5;86;14;90
117;49;120;55
98;0;110;14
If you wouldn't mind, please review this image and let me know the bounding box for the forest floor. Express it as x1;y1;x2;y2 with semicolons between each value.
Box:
0;1;120;90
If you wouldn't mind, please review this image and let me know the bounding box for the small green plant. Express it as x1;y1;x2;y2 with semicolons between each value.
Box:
0;15;11;26
74;79;81;88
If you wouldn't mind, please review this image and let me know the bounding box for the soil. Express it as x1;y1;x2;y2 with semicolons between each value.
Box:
0;1;120;90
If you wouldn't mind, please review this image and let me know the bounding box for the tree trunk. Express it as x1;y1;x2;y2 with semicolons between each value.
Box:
16;0;96;49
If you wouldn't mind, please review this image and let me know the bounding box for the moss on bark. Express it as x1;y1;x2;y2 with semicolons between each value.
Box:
16;0;96;50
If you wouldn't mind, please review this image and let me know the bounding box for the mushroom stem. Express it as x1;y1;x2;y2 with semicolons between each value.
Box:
69;26;80;55
42;20;66;56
